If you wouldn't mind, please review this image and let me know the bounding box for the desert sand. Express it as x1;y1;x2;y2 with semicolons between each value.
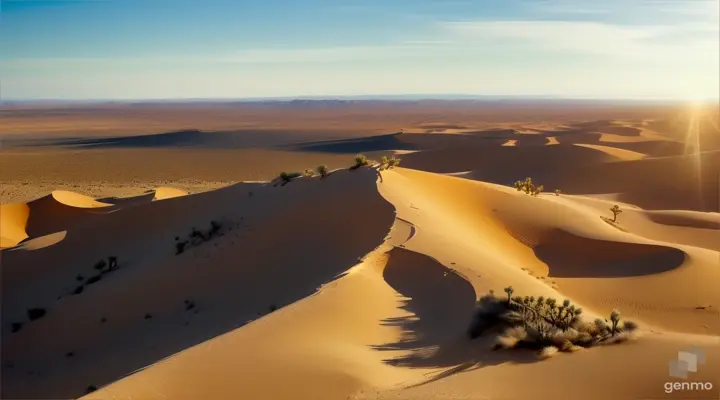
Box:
1;101;719;400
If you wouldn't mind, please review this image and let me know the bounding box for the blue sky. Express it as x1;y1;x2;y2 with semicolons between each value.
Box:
1;0;718;100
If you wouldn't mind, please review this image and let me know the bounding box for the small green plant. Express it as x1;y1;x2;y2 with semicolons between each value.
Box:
610;205;622;223
350;154;369;170
514;177;543;196
303;168;315;177
316;165;328;179
388;156;401;168
279;171;302;185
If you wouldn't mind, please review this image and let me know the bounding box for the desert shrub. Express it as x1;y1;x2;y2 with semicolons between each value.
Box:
316;165;328;179
513;177;543;196
65;351;74;358
76;275;84;281
555;189;561;196
144;314;152;319
469;287;639;356
610;205;623;223
538;346;559;360
93;260;107;270
27;308;47;321
73;286;84;295
184;300;196;311
278;171;301;186
350;154;369;170
269;304;277;313
11;322;23;333
86;385;98;394
86;275;102;285
303;168;315;177
379;155;401;171
176;240;188;255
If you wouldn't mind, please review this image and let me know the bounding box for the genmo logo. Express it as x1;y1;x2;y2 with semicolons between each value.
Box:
664;346;713;394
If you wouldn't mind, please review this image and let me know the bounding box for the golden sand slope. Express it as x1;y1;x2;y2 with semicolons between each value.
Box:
0;191;113;248
0;188;189;249
572;143;648;161
65;166;720;400
153;187;188;200
0;203;30;247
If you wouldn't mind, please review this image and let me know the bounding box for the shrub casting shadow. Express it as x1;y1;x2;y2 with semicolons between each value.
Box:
371;248;537;385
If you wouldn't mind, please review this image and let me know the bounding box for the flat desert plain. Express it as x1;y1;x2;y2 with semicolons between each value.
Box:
1;101;719;400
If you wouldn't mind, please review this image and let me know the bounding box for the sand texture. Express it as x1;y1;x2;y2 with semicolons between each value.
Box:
1;102;719;400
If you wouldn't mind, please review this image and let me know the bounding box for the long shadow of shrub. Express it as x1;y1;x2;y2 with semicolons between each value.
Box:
371;248;484;374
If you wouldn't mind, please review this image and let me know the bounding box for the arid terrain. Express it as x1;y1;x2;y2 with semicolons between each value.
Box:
1;101;719;400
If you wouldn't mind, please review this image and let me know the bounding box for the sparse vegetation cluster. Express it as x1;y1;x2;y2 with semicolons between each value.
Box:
379;155;401;170
468;287;639;358
349;154;370;170
175;220;224;255
514;177;543;196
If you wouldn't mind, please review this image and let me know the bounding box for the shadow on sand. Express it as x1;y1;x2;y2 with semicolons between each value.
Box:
371;248;538;387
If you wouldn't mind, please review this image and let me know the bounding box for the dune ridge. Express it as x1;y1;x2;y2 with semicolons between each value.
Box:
2;111;719;400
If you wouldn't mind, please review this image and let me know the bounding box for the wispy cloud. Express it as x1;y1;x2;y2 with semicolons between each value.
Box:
0;44;442;68
439;17;718;59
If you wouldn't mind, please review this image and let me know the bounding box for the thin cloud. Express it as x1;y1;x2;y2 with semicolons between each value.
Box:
439;19;718;58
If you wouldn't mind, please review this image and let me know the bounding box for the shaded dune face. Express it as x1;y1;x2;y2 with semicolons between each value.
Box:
534;230;686;278
1;169;396;400
380;248;478;356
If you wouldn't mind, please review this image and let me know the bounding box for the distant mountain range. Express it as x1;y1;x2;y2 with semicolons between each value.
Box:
0;95;694;107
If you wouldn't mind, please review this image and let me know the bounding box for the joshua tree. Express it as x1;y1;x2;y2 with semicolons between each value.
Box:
316;165;328;179
504;286;514;304
609;310;621;336
610;205;622;222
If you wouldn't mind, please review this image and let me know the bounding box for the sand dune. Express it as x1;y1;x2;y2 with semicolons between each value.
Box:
3;106;719;400
0;191;114;248
572;143;648;160
153;187;188;200
2;168;396;399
